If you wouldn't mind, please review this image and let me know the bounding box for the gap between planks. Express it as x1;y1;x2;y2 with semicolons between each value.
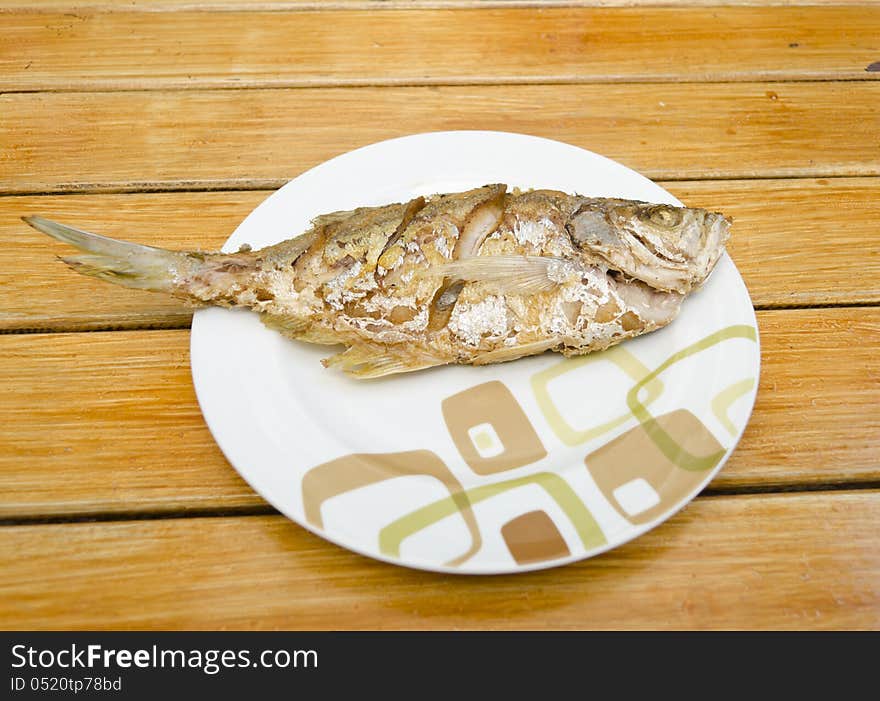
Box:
3;75;878;95
0;172;874;198
3;301;880;337
2;481;880;529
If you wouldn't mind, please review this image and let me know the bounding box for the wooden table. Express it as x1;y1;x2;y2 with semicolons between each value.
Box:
1;0;878;630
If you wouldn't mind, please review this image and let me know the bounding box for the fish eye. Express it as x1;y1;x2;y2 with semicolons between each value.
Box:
642;205;682;228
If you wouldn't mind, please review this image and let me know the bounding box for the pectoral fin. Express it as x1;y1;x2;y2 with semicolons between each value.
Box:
423;255;574;295
472;338;560;365
260;312;311;338
323;343;448;379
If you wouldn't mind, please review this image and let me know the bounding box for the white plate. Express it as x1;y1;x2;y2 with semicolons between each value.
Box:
191;131;760;574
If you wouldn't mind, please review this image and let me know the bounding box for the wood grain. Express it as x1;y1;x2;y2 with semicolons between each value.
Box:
3;2;874;12
4;83;880;196
3;178;879;333
1;491;877;629
0;330;258;517
0;307;877;519
730;308;880;490
2;7;877;91
1;0;875;633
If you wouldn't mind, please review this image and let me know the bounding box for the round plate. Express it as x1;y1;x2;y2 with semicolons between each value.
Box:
191;131;760;574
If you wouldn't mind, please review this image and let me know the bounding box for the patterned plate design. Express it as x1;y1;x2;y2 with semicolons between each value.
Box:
191;132;760;574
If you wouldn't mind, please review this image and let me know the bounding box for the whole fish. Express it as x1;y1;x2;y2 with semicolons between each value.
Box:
24;184;730;378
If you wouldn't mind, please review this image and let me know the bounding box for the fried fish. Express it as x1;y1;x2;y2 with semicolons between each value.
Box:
24;184;730;378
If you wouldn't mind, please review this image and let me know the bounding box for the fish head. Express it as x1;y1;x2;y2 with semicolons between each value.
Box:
568;199;731;292
617;202;729;257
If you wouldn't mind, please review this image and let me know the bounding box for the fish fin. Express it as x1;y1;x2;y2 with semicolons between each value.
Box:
310;210;356;229
297;328;347;346
23;215;189;293
424;255;572;295
260;312;311;338
323;344;446;379
472;338;560;365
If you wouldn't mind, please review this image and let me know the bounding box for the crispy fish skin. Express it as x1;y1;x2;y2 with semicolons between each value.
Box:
23;184;730;378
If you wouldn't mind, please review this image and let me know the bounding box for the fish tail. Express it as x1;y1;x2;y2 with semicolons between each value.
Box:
23;215;191;293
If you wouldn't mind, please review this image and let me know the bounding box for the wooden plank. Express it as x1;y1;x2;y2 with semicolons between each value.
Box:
0;329;260;518
0;307;877;519
0;491;877;629
3;83;879;195
2;2;874;13
731;308;880;490
2;7;877;91
3;179;879;334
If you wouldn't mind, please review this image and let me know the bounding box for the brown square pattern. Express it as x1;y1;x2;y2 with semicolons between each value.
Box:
442;380;547;475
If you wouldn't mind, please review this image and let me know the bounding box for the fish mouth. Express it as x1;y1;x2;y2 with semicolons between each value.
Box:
706;211;732;243
705;210;732;229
